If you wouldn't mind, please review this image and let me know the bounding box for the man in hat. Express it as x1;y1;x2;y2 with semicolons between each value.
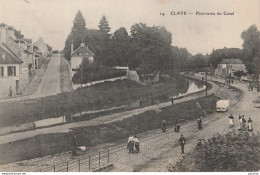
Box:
179;135;186;154
71;136;77;156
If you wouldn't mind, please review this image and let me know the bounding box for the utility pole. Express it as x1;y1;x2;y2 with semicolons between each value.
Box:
257;59;260;92
205;68;207;97
80;56;85;88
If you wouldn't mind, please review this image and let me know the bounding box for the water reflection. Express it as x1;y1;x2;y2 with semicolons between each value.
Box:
177;80;206;97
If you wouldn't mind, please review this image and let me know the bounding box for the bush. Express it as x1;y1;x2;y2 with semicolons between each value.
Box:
170;131;260;172
72;62;126;84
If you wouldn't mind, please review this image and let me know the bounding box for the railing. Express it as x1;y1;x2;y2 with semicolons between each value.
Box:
38;126;179;172
40;149;110;172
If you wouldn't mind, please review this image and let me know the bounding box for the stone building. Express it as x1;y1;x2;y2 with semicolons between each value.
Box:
215;59;246;78
34;38;49;58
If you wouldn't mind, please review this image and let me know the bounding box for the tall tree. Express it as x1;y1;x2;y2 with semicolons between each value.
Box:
98;15;111;39
241;25;260;74
71;10;86;34
64;11;88;61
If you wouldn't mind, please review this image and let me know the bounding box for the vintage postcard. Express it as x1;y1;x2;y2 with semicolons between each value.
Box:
0;0;259;173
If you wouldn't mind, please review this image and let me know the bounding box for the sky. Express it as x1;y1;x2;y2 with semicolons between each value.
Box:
0;0;259;54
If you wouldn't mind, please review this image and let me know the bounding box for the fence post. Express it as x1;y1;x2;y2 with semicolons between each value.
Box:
108;149;109;163
88;155;91;170
53;165;55;172
79;158;80;172
99;152;101;167
67;161;69;172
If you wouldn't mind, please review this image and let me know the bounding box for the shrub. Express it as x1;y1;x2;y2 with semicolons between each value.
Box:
72;63;126;84
170;131;260;172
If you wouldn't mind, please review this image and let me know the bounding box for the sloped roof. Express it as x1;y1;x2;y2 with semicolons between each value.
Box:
71;45;94;57
24;38;32;43
0;44;23;64
220;59;243;64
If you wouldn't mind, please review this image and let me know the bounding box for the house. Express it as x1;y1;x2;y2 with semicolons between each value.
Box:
0;25;36;95
70;42;94;78
0;44;23;97
215;59;246;78
34;38;49;58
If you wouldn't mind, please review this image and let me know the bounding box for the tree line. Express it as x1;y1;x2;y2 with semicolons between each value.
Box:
63;11;260;76
63;11;192;74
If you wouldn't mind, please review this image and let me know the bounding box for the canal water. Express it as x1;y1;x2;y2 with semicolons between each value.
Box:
0;76;206;136
33;76;205;127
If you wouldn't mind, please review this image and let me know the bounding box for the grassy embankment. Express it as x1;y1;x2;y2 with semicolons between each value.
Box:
169;131;260;172
0;94;218;164
0;74;203;127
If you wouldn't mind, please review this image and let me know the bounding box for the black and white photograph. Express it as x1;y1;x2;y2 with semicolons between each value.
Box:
0;0;259;173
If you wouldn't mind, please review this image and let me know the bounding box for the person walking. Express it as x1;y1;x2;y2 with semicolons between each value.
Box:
248;118;253;131
176;120;181;132
238;115;242;130
162;120;167;132
228;114;234;128
179;135;186;154
170;95;174;106
71;136;77;156
133;135;140;153
197;117;202;130
8;86;12;97
127;135;134;153
242;115;246;131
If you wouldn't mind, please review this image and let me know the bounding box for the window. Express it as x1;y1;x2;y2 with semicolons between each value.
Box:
7;66;16;76
0;67;4;77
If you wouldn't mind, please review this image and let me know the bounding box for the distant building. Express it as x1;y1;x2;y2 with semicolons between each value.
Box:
34;38;49;58
215;59;246;78
70;42;94;78
0;44;23;97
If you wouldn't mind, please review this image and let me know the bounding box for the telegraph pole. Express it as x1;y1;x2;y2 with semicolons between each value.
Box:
205;69;207;97
80;56;85;88
256;58;260;92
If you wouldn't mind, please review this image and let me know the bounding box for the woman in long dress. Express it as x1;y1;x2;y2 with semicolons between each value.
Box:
248;118;253;131
238;115;242;130
242;115;246;131
228;114;234;128
133;136;140;153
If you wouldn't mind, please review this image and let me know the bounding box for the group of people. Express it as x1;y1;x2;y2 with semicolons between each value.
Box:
228;114;253;131
161;120;181;133
247;83;254;91
127;135;140;153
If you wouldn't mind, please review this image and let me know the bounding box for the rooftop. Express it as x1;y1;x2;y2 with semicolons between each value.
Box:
71;43;94;57
0;44;23;64
220;59;243;64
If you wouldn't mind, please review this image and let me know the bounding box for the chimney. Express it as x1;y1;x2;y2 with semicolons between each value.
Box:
0;26;7;44
80;43;85;47
71;40;74;55
7;28;15;39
